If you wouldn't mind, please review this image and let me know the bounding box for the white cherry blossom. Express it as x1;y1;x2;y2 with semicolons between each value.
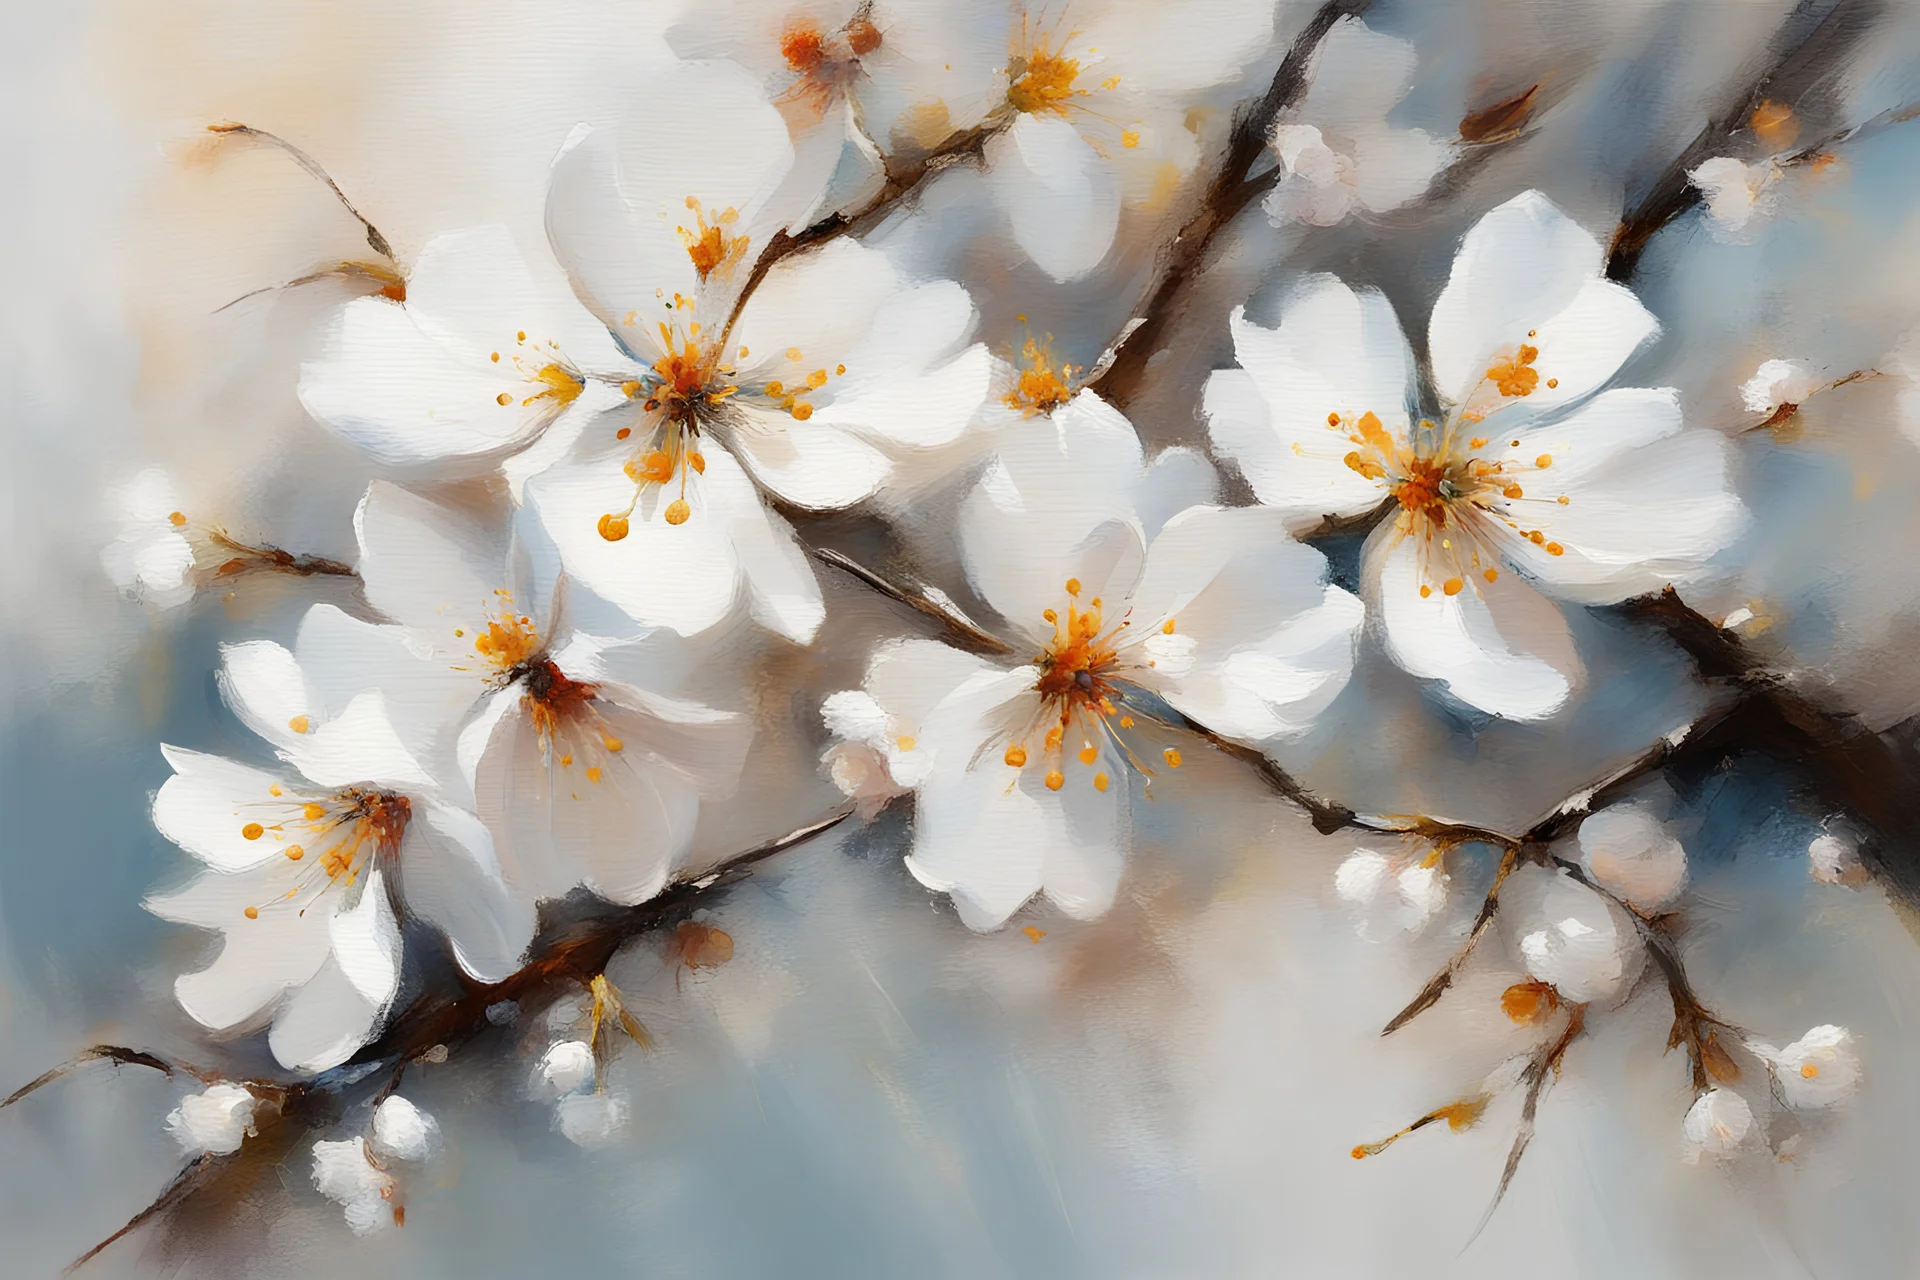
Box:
1688;156;1784;240
1333;848;1448;936
1206;190;1745;719
532;88;990;643
1760;1024;1862;1110
311;1096;438;1235
299;224;635;479
1740;357;1819;417
100;468;198;610
1500;865;1644;1005
166;1082;258;1157
1264;18;1457;227
1682;1086;1756;1163
825;397;1360;929
145;665;450;1073
350;480;753;912
1576;802;1687;912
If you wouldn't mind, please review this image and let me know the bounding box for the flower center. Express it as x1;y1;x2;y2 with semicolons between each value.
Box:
234;787;411;921
678;197;749;283
472;590;542;672
511;658;631;786
489;331;585;413
997;579;1183;794
781;22;826;73
1006;335;1078;415
1008;28;1087;117
599;323;734;538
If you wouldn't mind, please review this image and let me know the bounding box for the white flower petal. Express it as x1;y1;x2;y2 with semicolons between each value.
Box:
1368;521;1580;721
987;111;1119;282
538;1039;596;1096
1428;191;1655;409
1503;866;1643;1004
401;800;536;984
1208;286;1411;524
166;1082;257;1157
1577;803;1688;912
152;746;297;872
1771;1024;1861;1110
354;480;514;635
1682;1088;1755;1163
727;406;893;510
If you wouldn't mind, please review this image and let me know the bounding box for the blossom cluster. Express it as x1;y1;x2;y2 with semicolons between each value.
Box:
88;0;1877;1243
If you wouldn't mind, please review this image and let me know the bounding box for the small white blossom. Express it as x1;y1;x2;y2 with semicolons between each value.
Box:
1682;1087;1756;1163
538;1039;597;1097
1207;190;1743;719
99;469;197;611
1577;803;1687;912
1333;848;1447;936
370;1095;439;1163
1503;867;1644;1004
1688;156;1784;239
1808;831;1867;886
1740;358;1819;417
555;1090;630;1148
311;1137;398;1235
165;1082;258;1157
1765;1025;1862;1110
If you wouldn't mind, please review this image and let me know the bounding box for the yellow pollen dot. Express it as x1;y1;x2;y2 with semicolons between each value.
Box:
586;766;603;784
895;736;917;752
1485;568;1500;583
1546;378;1559;389
1119;716;1134;728
1420;585;1433;598
490;352;501;363
1558;495;1571;505
1005;744;1028;767
1504;485;1524;499
766;380;783;396
1121;129;1140;148
688;452;706;474
616;427;632;441
1535;454;1553;469
1327;412;1342;426
598;514;630;541
1443;578;1465;596
168;511;187;527
1043;608;1058;623
1469;437;1488;450
1528;530;1546;545
835;363;847;375
786;347;803;361
453;628;465;638
665;499;692;525
304;803;326;820
288;715;310;734
791;401;813;420
497;392;513;406
1545;542;1564;556
1044;770;1065;791
807;369;829;389
1801;1063;1819;1079
1163;748;1183;769
269;785;282;797
241;822;264;840
621;380;641;397
602;734;624;753
739;347;750;359
1094;771;1110;792
1065;577;1082;597
560;754;573;766
243;906;259;920
286;845;304;861
518;330;527;341
1078;745;1097;765
1161;618;1176;635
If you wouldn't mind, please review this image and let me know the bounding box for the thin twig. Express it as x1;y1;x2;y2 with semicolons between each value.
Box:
207;531;357;580
1471;1002;1585;1243
67;1153;221;1275
1;1046;199;1111
208;123;395;261
809;546;1013;656
1382;843;1522;1035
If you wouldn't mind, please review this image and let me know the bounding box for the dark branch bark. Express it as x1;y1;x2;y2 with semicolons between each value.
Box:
1;1046;196;1111
1089;0;1372;408
1605;0;1885;279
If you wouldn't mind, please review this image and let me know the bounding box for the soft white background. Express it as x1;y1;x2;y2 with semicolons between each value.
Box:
6;0;1920;1274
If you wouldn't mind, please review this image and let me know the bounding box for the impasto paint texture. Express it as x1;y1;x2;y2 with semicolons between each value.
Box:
10;0;1920;1274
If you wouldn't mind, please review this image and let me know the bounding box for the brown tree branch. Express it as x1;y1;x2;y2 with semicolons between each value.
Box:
1089;0;1373;408
1605;0;1885;279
